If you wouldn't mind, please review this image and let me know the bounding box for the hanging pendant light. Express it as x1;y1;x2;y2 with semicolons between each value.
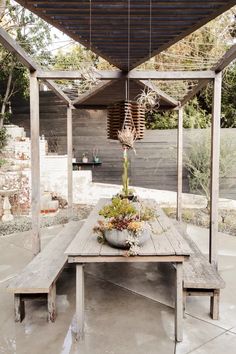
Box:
107;100;145;144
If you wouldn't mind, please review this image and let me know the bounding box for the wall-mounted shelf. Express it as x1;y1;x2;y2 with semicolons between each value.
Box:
73;161;102;170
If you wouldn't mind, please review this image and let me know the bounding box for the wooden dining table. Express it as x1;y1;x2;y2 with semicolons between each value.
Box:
65;198;192;342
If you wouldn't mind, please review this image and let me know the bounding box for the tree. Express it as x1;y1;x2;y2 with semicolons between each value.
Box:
0;0;54;129
0;0;6;18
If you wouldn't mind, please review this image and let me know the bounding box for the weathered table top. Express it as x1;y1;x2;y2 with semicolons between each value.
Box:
65;198;192;262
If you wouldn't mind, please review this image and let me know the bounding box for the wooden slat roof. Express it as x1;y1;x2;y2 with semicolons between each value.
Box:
16;0;236;71
71;79;178;109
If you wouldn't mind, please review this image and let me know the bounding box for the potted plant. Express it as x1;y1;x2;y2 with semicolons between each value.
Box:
93;197;156;255
82;153;89;163
92;147;100;163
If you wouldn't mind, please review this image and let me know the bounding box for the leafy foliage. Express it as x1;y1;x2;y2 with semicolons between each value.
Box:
99;197;137;219
220;64;236;127
94;198;156;255
146;98;211;130
0;126;8;152
184;130;236;208
0;0;54;127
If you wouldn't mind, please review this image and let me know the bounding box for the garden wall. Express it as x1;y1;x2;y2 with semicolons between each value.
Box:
11;91;236;200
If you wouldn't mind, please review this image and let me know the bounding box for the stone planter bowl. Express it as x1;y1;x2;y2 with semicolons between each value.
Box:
104;227;150;249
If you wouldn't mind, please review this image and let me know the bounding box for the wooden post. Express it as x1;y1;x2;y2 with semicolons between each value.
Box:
210;289;220;320
48;282;56;322
30;71;41;255
76;264;85;340
67;105;73;219
175;262;183;342
210;73;222;267
177;107;183;221
14;294;25;322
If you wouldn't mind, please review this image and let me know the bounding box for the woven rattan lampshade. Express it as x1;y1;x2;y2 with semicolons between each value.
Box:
107;101;145;140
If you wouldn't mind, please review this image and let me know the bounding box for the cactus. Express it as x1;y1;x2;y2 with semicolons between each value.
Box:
122;148;129;197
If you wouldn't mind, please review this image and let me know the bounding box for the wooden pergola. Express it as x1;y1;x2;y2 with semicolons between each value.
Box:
1;0;236;269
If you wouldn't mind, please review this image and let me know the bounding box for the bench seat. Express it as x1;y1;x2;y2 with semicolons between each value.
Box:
174;221;225;319
7;220;84;322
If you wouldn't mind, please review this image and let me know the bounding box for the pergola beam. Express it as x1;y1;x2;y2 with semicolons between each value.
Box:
213;44;236;73
0;27;38;71
30;71;41;255
73;80;112;106
177;107;183;221
44;80;72;105
180;79;210;107
67;106;73;219
37;70;216;81
210;72;222;267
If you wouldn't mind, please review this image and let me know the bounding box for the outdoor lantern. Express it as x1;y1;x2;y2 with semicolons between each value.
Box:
107;100;145;141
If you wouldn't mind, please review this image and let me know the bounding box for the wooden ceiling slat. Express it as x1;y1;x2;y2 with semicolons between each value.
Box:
55;16;208;23
51;13;210;19
40;9;213;15
29;0;226;3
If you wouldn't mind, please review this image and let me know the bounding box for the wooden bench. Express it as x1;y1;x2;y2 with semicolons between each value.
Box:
7;220;84;323
174;221;225;320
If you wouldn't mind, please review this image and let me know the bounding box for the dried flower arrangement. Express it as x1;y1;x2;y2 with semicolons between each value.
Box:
93;197;156;256
118;126;136;150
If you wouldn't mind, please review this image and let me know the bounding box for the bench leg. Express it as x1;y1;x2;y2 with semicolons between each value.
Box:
76;264;85;340
175;262;183;342
183;290;187;318
14;294;25;322
48;283;56;322
210;289;220;320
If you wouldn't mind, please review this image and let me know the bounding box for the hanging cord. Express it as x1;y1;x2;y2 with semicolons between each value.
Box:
148;0;152;89
117;0;136;151
137;0;160;113
149;0;152;60
89;0;92;50
127;0;130;101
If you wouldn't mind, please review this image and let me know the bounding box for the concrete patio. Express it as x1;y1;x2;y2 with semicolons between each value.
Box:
0;222;236;354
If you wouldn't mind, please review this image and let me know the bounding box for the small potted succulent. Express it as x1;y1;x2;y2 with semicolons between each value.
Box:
93;197;156;255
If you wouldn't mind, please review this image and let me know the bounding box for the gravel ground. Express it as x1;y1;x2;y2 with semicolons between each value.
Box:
163;207;236;236
1;204;236;237
0;204;93;236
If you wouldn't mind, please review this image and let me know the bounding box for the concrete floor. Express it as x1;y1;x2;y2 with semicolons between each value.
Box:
0;224;236;354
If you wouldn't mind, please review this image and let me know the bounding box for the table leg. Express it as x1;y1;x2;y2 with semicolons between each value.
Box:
76;264;85;340
175;262;183;342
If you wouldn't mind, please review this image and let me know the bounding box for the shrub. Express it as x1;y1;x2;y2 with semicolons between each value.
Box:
184;130;236;208
145;98;211;130
0;126;8;152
